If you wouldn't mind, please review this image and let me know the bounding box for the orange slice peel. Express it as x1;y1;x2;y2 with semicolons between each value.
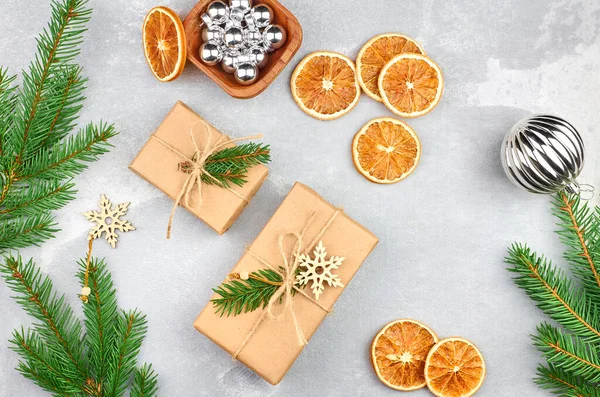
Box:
290;51;361;120
352;117;421;184
371;319;439;391
425;337;486;397
379;53;443;118
143;6;187;82
356;33;425;102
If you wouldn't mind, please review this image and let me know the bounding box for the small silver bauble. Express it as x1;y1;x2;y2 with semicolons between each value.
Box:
229;0;253;14
199;42;223;66
201;25;225;44
263;24;286;52
250;4;272;28
247;45;268;69
224;26;244;49
206;0;229;25
244;28;263;46
501;114;586;194
221;50;240;73
234;62;258;85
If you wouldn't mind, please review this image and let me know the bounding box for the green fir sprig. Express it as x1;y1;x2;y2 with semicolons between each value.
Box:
0;0;116;253
212;268;284;317
0;255;158;396
506;192;600;396
181;142;270;189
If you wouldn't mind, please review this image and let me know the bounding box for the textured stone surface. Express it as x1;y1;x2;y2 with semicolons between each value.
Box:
1;0;599;396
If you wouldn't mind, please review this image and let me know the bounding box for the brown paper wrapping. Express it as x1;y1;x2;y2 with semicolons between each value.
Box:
129;101;269;235
194;182;379;384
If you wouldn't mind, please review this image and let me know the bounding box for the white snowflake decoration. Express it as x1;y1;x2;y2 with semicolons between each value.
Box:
84;195;135;248
296;241;344;300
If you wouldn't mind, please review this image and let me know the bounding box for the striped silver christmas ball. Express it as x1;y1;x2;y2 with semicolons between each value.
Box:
501;114;585;194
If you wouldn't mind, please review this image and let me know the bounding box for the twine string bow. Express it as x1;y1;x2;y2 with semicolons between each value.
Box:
152;121;262;238
233;210;341;358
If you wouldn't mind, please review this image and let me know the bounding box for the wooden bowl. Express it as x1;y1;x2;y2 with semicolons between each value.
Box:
183;0;303;99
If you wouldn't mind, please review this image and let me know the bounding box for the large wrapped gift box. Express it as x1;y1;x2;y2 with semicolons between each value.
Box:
194;182;378;384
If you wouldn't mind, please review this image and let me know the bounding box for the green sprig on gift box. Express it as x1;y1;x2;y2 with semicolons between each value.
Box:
506;193;600;396
180;141;271;189
212;268;290;317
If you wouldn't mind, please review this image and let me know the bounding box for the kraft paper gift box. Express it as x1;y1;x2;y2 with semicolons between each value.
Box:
194;182;379;384
129;101;269;235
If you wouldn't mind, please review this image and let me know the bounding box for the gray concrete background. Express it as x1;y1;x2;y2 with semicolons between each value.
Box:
1;0;599;396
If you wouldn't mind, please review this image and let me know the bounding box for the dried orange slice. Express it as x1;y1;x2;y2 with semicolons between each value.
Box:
290;51;360;120
143;6;186;82
379;53;443;118
352;117;421;184
425;337;486;397
371;319;438;391
356;33;425;102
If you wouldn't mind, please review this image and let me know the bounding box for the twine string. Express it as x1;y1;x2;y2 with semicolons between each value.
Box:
232;209;342;359
80;237;94;303
151;120;262;238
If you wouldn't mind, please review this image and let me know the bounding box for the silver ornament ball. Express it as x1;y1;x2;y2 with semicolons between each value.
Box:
229;0;253;14
244;28;263;46
250;4;273;28
234;62;258;85
206;0;229;25
224;26;244;50
199;42;223;66
263;24;286;52
221;50;240;73
247;45;268;69
201;25;225;44
501;114;585;194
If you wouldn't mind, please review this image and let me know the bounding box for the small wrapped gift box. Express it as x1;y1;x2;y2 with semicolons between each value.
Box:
129;101;269;235
194;182;378;384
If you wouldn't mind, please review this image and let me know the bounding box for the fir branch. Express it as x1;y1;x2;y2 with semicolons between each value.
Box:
507;244;600;342
130;364;159;397
78;257;119;384
1;254;158;396
200;142;270;189
0;0;116;254
535;323;600;383
211;268;284;317
11;327;88;395
9;0;91;160
537;365;600;397
507;193;600;393
0;179;75;219
105;310;148;397
0;212;58;250
554;193;600;301
0;255;88;381
17;121;116;182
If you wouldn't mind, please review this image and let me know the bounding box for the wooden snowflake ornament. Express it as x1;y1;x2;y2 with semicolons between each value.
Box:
84;195;135;248
296;241;344;300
